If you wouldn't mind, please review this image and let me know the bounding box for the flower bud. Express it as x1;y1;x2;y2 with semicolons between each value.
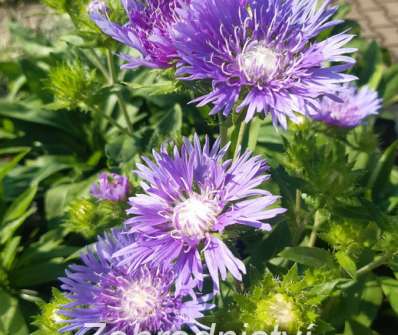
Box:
32;288;71;335
65;199;97;239
90;172;129;202
236;270;321;333
255;293;301;333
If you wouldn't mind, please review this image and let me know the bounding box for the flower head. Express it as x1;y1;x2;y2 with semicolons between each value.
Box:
234;269;322;333
118;135;286;293
172;0;357;127
91;172;129;202
89;0;189;69
311;84;381;128
59;230;212;334
32;288;71;335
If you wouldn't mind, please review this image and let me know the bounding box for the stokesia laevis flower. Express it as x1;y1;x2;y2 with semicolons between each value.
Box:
172;0;357;127
311;84;381;128
91;172;129;202
88;0;189;69
116;135;286;293
59;230;212;335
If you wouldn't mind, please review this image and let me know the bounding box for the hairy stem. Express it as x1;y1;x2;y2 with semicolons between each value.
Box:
233;119;247;159
218;114;229;147
356;252;394;277
308;210;322;247
106;50;134;135
92;106;130;136
248;118;262;152
82;49;110;81
293;189;306;245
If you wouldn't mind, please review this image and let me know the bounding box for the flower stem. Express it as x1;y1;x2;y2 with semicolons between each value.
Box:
293;189;306;245
356;252;394;277
91;106;130;136
233;118;247;159
308;210;322;247
248;118;261;151
106;50;134;135
82;49;110;81
218;114;228;147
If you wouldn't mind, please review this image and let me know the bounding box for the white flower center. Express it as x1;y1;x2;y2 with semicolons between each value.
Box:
51;310;63;323
239;42;277;82
121;282;160;322
268;294;297;329
173;194;219;238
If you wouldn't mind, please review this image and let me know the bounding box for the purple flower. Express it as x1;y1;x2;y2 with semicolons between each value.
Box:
88;0;189;69
59;230;212;335
117;135;286;293
172;0;357;127
311;84;381;128
91;172;129;202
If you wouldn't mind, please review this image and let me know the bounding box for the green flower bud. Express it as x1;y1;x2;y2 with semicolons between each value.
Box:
48;61;98;110
64;198;97;239
320;220;379;255
235;269;321;333
255;293;301;333
32;288;71;335
64;198;125;239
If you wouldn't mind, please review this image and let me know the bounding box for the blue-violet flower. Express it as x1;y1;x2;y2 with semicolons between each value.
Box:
117;135;286;293
173;0;357;127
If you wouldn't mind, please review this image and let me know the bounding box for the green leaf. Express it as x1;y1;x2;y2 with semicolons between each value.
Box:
2;185;37;223
380;277;398;314
0;101;82;138
105;134;139;165
359;41;384;89
130;80;179;96
323;276;383;329
1;237;21;270
0;207;36;245
9;258;67;287
247;220;292;271
44;177;96;220
0;289;28;335
309;278;349;297
344;320;377;335
15;229;77;267
156;103;182;138
279;246;335;267
383;72;398;106
0;149;30;183
336;251;357;279
353;278;383;326
368;140;398;199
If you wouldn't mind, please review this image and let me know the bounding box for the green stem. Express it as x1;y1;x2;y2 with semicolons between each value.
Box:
82;49;110;81
92;106;130;136
233;119;247;159
356;252;394;277
106;50;134;135
293;189;306;245
218;114;228;147
248;118;262;151
308;210;322;247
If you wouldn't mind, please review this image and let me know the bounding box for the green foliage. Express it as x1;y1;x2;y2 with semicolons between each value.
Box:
282;122;361;207
48;61;99;110
32;288;71;335
320;220;379;255
0;1;397;334
64;198;125;239
227;267;325;333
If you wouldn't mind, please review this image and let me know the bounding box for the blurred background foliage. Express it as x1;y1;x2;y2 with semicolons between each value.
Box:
0;0;397;334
